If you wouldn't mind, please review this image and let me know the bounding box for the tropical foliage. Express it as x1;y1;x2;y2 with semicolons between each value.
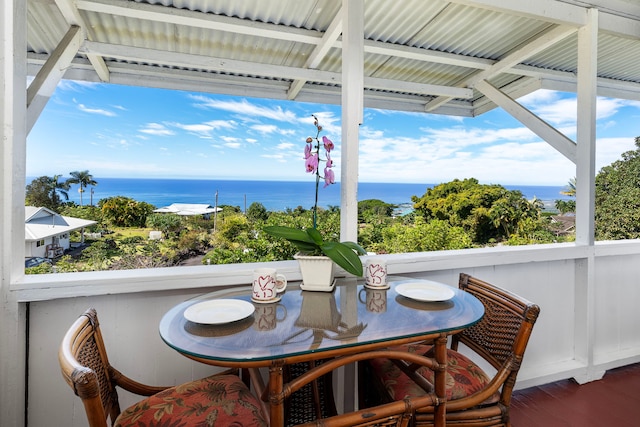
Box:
27;170;584;274
99;196;155;227
28;135;640;275
412;178;542;244
25;174;70;210
595;137;640;239
67;170;98;206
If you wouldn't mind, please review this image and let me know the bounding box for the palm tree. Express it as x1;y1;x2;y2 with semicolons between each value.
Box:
67;170;98;206
49;175;70;204
561;177;576;197
25;175;70;210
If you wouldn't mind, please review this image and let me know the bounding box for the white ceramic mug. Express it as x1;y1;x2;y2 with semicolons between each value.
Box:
252;268;287;302
365;258;387;287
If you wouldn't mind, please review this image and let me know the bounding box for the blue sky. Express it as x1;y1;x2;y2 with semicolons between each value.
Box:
27;80;640;186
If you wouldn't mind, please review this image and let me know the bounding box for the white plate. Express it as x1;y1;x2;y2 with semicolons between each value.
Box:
395;280;455;302
184;299;255;324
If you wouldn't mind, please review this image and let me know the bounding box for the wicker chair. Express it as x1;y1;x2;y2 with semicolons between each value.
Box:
58;308;268;427
289;349;440;427
364;273;540;427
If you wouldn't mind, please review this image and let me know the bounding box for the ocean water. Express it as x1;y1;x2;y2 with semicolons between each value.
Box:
36;177;571;212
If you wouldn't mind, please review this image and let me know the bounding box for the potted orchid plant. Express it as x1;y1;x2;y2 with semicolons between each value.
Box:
264;115;366;289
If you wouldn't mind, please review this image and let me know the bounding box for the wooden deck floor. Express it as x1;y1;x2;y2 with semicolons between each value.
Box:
510;363;640;426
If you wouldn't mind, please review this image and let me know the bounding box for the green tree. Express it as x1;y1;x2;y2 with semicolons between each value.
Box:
59;204;103;223
358;199;396;222
412;178;541;244
99;196;155;227
247;202;269;221
25;175;71;211
555;199;576;215
595;137;640;239
381;217;473;253
67;170;98;206
146;213;184;238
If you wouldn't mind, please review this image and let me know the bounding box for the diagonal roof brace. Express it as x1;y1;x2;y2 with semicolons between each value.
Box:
27;25;82;134
426;25;576;112
55;0;109;82
475;79;577;163
287;7;343;100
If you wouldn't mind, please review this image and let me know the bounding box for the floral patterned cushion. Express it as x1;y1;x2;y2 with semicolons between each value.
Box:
369;344;491;401
114;374;267;427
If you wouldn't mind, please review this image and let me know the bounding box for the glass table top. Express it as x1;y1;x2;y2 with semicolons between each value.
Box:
159;277;485;364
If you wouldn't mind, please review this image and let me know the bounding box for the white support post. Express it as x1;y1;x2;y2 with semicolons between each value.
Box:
573;8;601;384
1;0;28;425
339;0;363;413
575;10;597;247
340;0;363;243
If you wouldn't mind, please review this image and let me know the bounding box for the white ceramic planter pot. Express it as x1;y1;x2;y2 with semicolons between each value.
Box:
294;253;335;292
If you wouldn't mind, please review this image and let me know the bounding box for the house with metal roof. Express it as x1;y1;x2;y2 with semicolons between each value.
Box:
153;203;221;218
24;206;97;259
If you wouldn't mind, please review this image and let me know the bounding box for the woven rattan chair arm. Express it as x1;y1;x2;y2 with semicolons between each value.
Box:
109;366;169;396
433;360;513;413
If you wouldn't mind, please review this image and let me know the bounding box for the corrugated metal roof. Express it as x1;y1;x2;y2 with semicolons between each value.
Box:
25;0;640;117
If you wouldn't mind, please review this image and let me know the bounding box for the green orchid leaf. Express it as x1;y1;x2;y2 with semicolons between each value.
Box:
290;241;319;253
321;241;364;277
341;241;367;255
306;227;324;245
263;226;315;244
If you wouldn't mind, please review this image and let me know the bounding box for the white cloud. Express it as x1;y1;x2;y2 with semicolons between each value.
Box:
190;96;298;122
170;120;236;138
251;124;278;134
139;123;175;136
78;103;116;117
519;90;629;126
277;142;295;150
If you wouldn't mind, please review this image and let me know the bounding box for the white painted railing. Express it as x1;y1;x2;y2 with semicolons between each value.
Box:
21;241;640;427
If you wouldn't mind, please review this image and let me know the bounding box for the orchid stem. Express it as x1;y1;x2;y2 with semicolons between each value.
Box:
313;137;320;229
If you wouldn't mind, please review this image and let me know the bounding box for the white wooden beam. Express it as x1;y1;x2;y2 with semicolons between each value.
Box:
451;0;640;38
475;79;577;162
55;0;109;82
78;0;320;45
473;76;542;116
469;26;576;87
0;0;28;426
79;41;472;99
573;8;599;385
427;25;575;111
288;7;343;100
339;0;363;413
340;0;363;244
575;9;598;247
27;25;82;134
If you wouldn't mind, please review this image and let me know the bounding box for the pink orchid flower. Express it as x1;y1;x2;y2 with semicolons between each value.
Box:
326;152;333;168
304;142;312;159
322;136;334;152
324;166;335;187
305;153;319;173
